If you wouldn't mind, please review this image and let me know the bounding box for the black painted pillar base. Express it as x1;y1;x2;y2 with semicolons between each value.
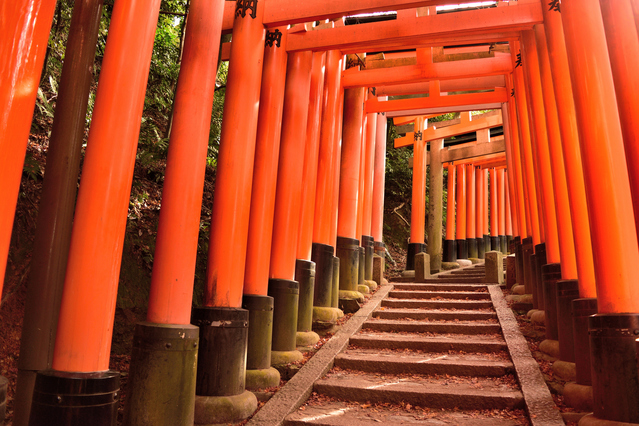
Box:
358;247;365;285
468;238;478;259
513;237;522;286
490;236;500;252
477;237;486;259
455;239;468;260
406;242;426;270
443;240;456;263
362;235;374;281
534;243;547;311
522;237;534;295
530;253;539;309
484;235;491;255
589;314;639;423
506;236;514;253
573;298;597;386
541;263;562;341
243;295;275;370
499;235;507;255
331;256;340;308
124;322;199;426
556;280;579;363
30;370;119;426
311;243;334;308
373;241;385;258
295;260;319;347
267;279;299;353
336;236;359;292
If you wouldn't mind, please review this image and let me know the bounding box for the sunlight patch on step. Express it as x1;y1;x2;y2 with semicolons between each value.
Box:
418;355;448;363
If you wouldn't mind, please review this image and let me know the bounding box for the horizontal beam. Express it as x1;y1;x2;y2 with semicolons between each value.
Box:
386;102;503;118
367;89;508;114
377;75;506;96
424;111;503;140
406;137;506;167
221;0;476;31
286;1;542;52
343;55;512;88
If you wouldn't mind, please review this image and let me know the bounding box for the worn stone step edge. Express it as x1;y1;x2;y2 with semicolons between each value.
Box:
349;334;507;353
392;283;488;292
373;309;497;321
362;321;501;335
382;299;493;309
314;380;525;411
388;290;490;300
334;353;515;376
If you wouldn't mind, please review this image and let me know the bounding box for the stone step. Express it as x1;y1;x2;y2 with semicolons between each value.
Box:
284;401;525;425
313;372;524;411
392;283;487;292
373;308;497;321
362;319;501;334
334;351;514;376
350;332;507;353
388;290;490;300
382;298;494;310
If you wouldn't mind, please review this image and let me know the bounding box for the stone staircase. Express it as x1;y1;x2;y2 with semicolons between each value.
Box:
248;264;564;426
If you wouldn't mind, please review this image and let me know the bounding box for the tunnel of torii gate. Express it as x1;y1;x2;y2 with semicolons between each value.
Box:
2;0;639;424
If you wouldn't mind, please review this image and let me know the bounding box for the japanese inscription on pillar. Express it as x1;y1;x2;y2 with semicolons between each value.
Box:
235;0;257;19
548;0;560;12
265;29;282;47
515;52;522;68
414;131;423;141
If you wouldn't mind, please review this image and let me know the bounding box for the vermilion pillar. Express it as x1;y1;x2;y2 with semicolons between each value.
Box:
456;164;467;259
502;103;523;239
125;1;225;423
242;26;288;391
483;168;490;253
408;117;427;269
498;168;507;254
563;0;639;421
32;0;160;422
371;112;388;248
599;0;639;241
476;166;485;259
541;2;596;299
356;102;368;246
443;165;456;262
466;164;477;258
490;168;499;250
194;1;265;420
295;51;326;349
312;50;343;314
534;24;577;280
269;50;313;364
522;30;560;265
361;104;377;285
506;178;513;240
336;62;365;298
511;41;542;247
0;0;57;296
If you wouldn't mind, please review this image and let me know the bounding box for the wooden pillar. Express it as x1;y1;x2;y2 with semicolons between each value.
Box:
443;164;456;262
456;164;467;259
428;138;444;270
466;164;477;258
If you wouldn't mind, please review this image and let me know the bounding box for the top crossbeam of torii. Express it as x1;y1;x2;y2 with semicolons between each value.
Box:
219;0;542;53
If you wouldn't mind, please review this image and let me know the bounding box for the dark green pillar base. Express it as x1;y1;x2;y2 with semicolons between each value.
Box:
268;279;299;353
364;279;378;291
522;237;534;295
556;280;579;363
295;259;315;334
484;235;491;254
573;298;597;386
443;239;456;263
194;391;257;425
331;256;340;309
535;243;547;310
406;242;426;270
499;235;507;254
477;237;486;259
192;307;248;397
242;295;274;370
123;322;199;426
30;370;119;426
530;253;539;309
589;314;639;423
0;375;6;425
490;236;500;252
541;263;561;341
245;367;280;391
456;239;468;260
507;235;514;253
362;235;375;281
468;238;478;259
357;284;370;294
336;236;359;292
358;247;365;285
311;243;334;307
373;241;385;258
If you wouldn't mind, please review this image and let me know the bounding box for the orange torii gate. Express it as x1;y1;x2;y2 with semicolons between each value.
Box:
3;0;639;425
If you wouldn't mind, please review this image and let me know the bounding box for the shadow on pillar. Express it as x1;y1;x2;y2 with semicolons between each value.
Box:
541;263;561;341
490;236;500;252
191;307;257;425
30;370;120;426
477;237;485;259
499;235;507;255
455;239;468;260
521;238;534;295
534;243;547;311
484;235;491;256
